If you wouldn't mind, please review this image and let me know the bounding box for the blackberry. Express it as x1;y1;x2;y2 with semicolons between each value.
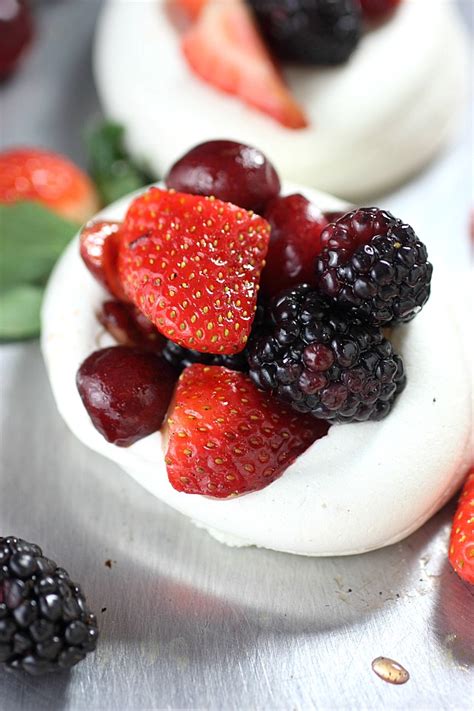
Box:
315;208;433;326
248;0;362;65
0;537;98;674
247;285;406;423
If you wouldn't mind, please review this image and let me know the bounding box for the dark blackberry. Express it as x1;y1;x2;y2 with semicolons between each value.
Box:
315;208;433;326
247;285;406;423
0;537;98;674
248;0;362;65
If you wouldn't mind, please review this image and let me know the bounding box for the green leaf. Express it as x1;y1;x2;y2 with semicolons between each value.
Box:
0;285;44;340
0;201;79;290
86;121;155;205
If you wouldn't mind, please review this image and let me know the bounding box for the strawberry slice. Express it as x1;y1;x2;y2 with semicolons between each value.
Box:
80;220;128;301
0;148;99;224
165;364;329;498
181;0;308;129
449;469;474;585
118;187;270;355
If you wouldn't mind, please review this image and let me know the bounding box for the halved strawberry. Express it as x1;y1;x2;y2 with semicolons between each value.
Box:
449;469;474;585
118;187;270;355
0;148;99;223
181;0;308;129
165;364;329;498
79;220;128;301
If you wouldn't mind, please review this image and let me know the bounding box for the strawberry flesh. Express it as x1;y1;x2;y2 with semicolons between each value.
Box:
80;220;128;301
165;364;329;498
118;187;270;355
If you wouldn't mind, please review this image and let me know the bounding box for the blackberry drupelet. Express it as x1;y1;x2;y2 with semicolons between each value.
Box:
315;208;432;326
247;285;406;423
0;537;98;675
248;0;362;65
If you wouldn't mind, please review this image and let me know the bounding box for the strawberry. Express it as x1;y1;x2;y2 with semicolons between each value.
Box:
449;469;474;585
79;220;128;301
0;148;99;224
181;0;308;129
118;187;270;355
165;364;329;497
175;0;208;20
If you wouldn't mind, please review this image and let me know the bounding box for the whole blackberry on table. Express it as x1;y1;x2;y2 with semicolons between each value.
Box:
315;208;433;327
0;537;98;675
247;285;406;423
248;0;362;65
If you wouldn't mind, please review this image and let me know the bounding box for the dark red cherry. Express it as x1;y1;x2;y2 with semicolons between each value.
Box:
98;300;166;352
76;346;177;447
0;1;34;80
261;193;329;297
80;220;127;301
165;140;281;212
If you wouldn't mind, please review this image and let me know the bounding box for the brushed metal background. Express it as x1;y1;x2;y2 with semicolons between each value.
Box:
0;2;473;709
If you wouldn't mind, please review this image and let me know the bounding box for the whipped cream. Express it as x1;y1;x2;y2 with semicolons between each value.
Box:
94;0;468;201
41;182;472;556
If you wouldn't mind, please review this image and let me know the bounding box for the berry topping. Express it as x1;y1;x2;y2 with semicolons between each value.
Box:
181;0;308;128
165;140;281;213
261;193;329;297
80;220;127;301
315;208;433;326
0;536;98;674
359;0;401;21
76;346;176;446
118;187;270;355
248;0;362;65
449;469;474;585
0;0;34;80
165;364;329;497
98;300;166;352
0;148;99;223
247;284;406;423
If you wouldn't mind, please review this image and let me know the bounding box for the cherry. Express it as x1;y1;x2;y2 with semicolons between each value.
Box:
0;1;34;80
359;0;401;21
79;220;127;301
261;193;329;298
76;346;177;447
98;300;166;352
165;140;281;212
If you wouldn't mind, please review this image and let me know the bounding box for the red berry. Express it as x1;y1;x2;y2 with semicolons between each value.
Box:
181;0;308;129
175;0;207;20
76;346;177;447
165;364;329;498
98;300;167;352
449;469;474;585
118;187;270;355
261;194;329;297
0;0;34;80
359;0;401;21
0;148;99;223
166;140;281;213
79;220;128;301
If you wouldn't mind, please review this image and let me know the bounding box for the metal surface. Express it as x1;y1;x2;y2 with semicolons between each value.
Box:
1;2;473;709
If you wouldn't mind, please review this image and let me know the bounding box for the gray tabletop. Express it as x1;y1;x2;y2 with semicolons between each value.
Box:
1;2;473;710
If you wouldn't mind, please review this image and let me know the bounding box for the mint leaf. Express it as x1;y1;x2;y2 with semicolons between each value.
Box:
86;121;155;205
0;201;79;290
0;285;43;340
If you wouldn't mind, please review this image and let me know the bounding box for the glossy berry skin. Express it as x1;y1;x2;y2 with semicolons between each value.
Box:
248;0;362;65
76;346;177;446
261;193;329;297
165;364;329;497
0;148;99;223
449;469;474;585
166;140;281;213
98;300;166;352
118;188;270;355
315;208;432;327
359;0;401;21
80;220;127;301
0;1;34;80
247;285;406;423
0;536;98;675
